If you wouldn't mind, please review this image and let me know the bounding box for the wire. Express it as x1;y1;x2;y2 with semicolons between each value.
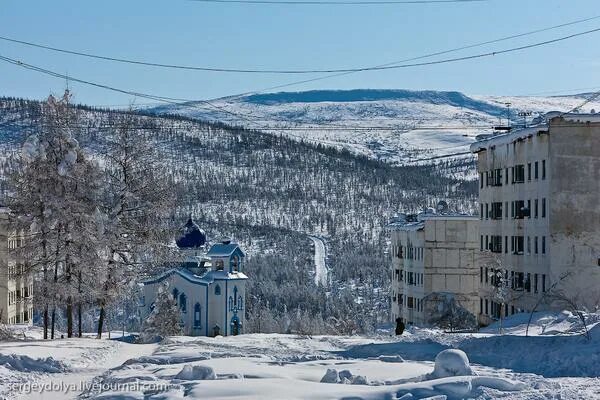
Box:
2;23;600;75
187;0;486;4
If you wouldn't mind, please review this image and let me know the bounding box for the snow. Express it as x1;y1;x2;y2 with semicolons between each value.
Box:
426;349;473;379
1;312;600;399
149;89;600;165
310;235;328;286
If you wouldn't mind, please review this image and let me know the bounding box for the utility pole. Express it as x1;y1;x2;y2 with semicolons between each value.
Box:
505;103;512;128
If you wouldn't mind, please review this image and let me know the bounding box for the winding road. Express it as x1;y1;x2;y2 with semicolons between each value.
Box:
309;235;328;287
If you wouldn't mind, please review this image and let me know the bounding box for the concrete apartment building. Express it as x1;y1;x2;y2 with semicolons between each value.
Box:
390;209;479;326
0;207;33;325
471;113;600;324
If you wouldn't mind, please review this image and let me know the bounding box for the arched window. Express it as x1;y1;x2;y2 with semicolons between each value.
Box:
179;293;187;313
215;285;221;295
233;286;238;306
228;296;233;311
215;260;224;271
193;303;201;328
172;288;179;303
231;255;239;272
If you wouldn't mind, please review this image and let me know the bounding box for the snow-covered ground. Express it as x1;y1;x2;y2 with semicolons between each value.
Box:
309;235;328;287
0;312;599;399
149;89;600;164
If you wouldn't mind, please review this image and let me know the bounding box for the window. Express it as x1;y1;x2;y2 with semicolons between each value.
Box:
514;200;528;219
485;299;489;314
542;236;546;254
527;236;531;254
542;275;546;292
489;168;502;186
527;163;531;180
485;203;489;219
535;161;539;179
513;164;525;183
485;267;489;283
527;200;531;218
215;285;221;295
172;288;179;302
193;303;202;328
480;204;484;220
490;235;503;253
215;260;224;271
491;202;503;220
542;198;546;218
534;199;539;218
407;296;414;309
505;168;509;184
179;293;187;313
505;236;508;254
480;173;484;189
534;273;538;293
505;201;509;219
480;267;483;283
534;236;538;254
512;236;524;254
480;298;483;313
525;273;531;292
480;235;483;251
542;160;546;179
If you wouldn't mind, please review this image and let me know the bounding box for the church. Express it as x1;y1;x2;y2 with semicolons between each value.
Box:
140;217;248;337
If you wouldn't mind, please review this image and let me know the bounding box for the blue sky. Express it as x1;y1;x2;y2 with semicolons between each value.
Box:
1;0;599;105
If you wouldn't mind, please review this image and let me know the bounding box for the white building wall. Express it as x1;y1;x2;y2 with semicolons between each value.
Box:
473;116;600;324
0;210;33;325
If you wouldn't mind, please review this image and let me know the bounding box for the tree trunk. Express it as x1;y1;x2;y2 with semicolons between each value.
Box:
50;307;56;339
43;305;49;339
78;270;83;337
66;299;73;338
97;305;105;339
78;303;82;338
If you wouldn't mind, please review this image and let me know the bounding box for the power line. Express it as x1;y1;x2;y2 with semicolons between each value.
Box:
187;0;486;4
2;24;600;75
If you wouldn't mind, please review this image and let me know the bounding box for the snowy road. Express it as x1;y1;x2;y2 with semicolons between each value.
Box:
309;235;327;286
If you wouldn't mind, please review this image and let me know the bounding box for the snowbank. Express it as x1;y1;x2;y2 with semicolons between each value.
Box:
0;354;66;373
174;364;216;380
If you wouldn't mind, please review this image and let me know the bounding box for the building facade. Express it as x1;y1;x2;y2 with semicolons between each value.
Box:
390;211;479;326
0;207;34;325
141;218;248;337
471;114;600;324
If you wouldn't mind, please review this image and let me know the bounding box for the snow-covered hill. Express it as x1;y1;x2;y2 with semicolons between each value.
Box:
149;89;600;164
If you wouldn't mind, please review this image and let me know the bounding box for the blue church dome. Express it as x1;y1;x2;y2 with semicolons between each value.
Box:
176;216;207;249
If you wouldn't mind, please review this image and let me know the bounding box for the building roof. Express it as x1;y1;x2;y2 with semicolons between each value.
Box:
470;112;600;153
207;242;245;258
175;216;207;249
388;210;476;231
142;266;248;286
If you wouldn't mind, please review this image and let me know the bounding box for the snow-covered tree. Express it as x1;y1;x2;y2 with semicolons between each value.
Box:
140;281;182;342
94;111;175;338
423;292;477;332
7;91;104;338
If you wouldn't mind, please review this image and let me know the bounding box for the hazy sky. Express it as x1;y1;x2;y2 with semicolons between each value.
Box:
1;0;600;106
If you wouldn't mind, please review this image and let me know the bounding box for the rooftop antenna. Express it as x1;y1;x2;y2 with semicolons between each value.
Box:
518;111;532;128
505;102;512;127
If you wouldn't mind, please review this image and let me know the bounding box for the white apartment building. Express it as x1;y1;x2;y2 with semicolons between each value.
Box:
0;207;33;325
390;209;480;326
471;113;600;324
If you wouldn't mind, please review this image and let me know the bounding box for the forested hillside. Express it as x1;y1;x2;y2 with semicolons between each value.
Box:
0;96;478;333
